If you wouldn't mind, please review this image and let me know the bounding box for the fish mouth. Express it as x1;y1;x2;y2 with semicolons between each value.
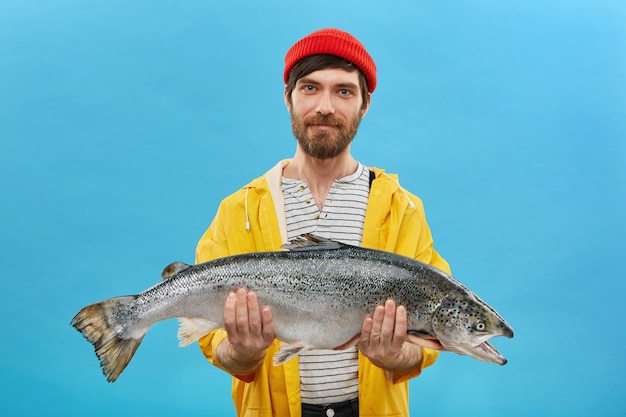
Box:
469;333;509;365
441;334;509;365
475;340;507;365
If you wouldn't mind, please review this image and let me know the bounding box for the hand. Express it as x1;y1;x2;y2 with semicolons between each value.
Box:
358;299;445;354
358;298;448;374
358;299;411;370
218;288;275;374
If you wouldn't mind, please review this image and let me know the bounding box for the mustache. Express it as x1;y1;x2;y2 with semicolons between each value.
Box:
303;114;344;128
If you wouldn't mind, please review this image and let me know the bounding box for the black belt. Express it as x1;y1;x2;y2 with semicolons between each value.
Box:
302;398;359;417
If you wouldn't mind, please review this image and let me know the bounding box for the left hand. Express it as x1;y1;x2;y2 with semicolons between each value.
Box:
358;299;412;370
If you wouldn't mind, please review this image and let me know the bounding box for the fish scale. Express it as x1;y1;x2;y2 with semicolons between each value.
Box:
71;234;513;382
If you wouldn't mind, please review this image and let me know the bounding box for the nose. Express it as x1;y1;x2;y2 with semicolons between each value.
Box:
315;91;335;115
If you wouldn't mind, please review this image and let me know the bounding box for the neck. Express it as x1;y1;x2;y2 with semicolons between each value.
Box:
283;148;358;210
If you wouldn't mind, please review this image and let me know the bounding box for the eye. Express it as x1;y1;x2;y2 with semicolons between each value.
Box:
474;321;486;331
302;85;317;92
338;88;352;96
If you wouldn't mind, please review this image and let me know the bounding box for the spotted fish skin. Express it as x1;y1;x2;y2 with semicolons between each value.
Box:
71;234;513;382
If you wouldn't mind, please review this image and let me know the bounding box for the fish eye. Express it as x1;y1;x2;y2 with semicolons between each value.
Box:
475;322;486;331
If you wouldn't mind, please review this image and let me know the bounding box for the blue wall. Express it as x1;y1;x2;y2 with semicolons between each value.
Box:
1;1;624;416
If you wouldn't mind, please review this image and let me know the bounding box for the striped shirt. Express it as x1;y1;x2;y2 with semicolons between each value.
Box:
282;162;370;405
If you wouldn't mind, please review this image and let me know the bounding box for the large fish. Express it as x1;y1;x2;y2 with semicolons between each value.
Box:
71;234;513;382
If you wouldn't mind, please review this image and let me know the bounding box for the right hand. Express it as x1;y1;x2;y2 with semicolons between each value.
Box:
223;288;275;362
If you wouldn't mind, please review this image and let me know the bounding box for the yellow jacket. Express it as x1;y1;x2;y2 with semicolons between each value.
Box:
196;160;450;417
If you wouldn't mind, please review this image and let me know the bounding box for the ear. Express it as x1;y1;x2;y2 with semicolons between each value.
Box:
360;92;372;119
284;86;292;112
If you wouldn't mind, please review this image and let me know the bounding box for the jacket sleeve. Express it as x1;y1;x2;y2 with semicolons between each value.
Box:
401;195;449;382
410;197;451;275
194;200;254;379
364;170;451;276
363;174;451;384
194;189;277;383
195;201;232;265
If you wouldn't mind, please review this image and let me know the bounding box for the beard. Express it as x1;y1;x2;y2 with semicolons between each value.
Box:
290;111;362;160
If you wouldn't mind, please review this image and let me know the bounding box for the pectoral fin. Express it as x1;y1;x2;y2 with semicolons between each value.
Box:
281;234;343;251
177;318;219;347
273;342;308;365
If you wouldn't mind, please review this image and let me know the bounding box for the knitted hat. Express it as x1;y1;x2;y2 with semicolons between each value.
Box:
284;28;377;93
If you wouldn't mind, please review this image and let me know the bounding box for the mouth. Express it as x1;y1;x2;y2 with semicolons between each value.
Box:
309;123;338;131
477;340;508;365
441;334;509;365
470;333;509;365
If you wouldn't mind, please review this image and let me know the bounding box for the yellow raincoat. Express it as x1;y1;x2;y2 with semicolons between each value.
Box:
196;160;450;417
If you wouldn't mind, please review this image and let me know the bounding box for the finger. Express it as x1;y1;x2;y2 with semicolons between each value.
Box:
246;291;262;336
359;314;374;347
369;305;386;343
380;300;397;342
260;306;275;343
223;291;237;333
393;305;408;347
235;288;250;335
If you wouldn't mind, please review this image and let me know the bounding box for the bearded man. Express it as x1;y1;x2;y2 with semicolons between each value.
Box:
196;28;450;417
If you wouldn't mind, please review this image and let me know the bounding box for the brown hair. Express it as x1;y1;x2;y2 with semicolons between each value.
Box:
285;54;369;109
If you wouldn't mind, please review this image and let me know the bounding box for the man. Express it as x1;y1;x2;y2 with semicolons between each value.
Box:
196;28;450;417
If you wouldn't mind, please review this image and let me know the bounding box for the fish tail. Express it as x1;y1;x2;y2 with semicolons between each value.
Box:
71;296;143;382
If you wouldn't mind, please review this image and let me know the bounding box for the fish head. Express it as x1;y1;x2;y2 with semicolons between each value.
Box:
431;293;514;365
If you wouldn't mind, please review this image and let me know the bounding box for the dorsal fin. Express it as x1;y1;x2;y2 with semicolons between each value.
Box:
281;234;343;252
161;262;191;280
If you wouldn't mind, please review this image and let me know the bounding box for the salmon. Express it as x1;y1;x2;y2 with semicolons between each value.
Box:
71;234;513;382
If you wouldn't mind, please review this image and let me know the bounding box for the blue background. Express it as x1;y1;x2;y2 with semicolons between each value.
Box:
1;1;624;416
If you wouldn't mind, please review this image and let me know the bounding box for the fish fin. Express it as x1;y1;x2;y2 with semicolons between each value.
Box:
71;296;144;382
177;318;219;347
273;342;307;365
281;234;344;251
161;262;191;280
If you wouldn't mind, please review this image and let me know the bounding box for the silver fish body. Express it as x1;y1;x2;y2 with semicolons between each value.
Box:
71;235;513;382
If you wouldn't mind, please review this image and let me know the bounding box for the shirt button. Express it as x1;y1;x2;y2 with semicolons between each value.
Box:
326;409;335;417
313;212;320;219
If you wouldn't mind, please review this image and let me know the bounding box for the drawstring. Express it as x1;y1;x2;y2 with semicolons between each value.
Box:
380;173;416;209
244;187;251;232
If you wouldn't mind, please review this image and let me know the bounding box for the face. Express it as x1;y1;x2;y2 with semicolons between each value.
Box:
285;68;370;160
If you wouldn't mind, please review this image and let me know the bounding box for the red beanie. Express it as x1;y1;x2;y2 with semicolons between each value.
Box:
284;28;377;93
